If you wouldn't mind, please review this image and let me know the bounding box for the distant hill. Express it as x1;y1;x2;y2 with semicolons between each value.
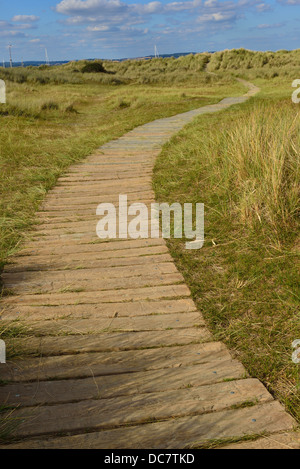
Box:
117;52;198;61
2;52;212;68
2;61;70;68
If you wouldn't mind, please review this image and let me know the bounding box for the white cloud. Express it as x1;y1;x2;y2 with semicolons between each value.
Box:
256;2;272;11
53;0;272;50
198;11;236;22
278;0;300;3
56;0;127;15
204;0;218;6
12;15;39;22
55;0;260;23
0;29;26;38
134;2;162;14
257;22;283;28
0;18;38;38
87;25;110;31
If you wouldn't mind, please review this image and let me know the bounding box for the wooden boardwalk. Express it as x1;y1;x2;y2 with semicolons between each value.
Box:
0;82;298;449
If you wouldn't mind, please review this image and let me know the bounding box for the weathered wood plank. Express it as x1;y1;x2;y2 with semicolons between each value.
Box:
2;312;206;336
1;298;197;321
5;328;210;356
0;359;247;407
2;284;192;306
5;379;273;438
1;402;294;449
5;272;185;295
0;342;229;382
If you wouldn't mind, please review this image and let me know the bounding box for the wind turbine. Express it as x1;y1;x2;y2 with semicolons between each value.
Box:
45;48;50;66
8;44;13;68
154;45;159;59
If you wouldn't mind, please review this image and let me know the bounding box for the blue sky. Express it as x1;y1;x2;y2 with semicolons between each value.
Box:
0;0;299;61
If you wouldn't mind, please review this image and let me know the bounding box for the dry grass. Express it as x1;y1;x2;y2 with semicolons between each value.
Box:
200;102;299;232
207;48;300;79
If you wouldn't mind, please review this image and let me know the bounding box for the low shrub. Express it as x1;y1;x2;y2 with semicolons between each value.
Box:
81;61;106;73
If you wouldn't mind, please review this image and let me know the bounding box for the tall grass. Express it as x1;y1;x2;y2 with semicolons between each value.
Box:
207;103;299;233
103;49;300;81
103;53;213;84
155;98;299;238
207;48;300;79
0;63;125;86
154;96;300;421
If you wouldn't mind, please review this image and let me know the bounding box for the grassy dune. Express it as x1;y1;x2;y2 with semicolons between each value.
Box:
207;48;300;78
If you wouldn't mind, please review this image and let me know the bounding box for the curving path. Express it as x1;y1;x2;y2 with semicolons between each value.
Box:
0;81;298;449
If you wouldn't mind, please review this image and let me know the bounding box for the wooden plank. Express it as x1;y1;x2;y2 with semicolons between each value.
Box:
14;238;166;257
5;272;185;295
36;202;154;223
3;263;178;284
5;254;173;274
2;284;192;306
5;379;273;438
42;191;155;208
0;359;247;407
58;172;153;183
50;177;152;193
1;402;295;449
0;342;229;382
32;216;153;233
11;246;169;267
1;298;197;321
2;312;206;336
6;328;210;356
